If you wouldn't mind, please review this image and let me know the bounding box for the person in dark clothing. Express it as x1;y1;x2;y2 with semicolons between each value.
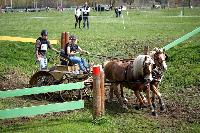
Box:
114;7;118;17
35;30;58;70
61;35;90;73
118;6;122;17
82;2;90;29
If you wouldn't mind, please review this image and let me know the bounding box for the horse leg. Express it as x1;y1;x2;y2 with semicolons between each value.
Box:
120;85;128;104
120;85;124;98
139;92;147;104
151;83;165;112
108;84;114;102
151;91;157;109
145;83;157;116
150;83;157;109
134;90;144;110
113;84;128;109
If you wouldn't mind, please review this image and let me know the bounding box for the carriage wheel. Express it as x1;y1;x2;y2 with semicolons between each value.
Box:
81;87;93;100
59;77;82;101
29;71;55;101
59;90;80;101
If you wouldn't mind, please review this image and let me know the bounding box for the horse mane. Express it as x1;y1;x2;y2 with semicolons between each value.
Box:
131;55;154;80
132;55;145;80
149;47;163;59
149;51;156;59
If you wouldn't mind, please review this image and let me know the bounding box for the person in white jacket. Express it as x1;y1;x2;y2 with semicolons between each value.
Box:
82;2;90;29
75;6;82;29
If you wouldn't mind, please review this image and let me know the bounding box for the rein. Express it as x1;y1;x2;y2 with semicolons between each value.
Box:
87;53;135;62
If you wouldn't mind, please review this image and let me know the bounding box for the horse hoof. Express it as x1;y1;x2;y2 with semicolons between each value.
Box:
122;98;128;104
152;103;157;108
122;105;128;110
106;99;113;103
142;104;148;108
135;105;141;110
160;106;165;112
151;112;157;116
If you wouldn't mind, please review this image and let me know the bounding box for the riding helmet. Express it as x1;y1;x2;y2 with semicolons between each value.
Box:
41;30;48;36
69;35;77;40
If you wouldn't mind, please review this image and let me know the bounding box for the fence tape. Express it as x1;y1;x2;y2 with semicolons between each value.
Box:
163;27;200;51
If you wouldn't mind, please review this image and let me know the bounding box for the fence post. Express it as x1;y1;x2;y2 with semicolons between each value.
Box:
61;32;69;49
92;65;101;119
100;69;105;115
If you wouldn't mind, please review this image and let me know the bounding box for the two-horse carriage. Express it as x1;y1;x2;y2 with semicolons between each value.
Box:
30;43;168;116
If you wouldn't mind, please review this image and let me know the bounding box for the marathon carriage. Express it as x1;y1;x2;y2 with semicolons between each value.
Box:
29;32;93;101
29;54;93;101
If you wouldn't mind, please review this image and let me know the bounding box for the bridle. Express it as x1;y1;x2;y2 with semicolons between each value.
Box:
153;52;167;70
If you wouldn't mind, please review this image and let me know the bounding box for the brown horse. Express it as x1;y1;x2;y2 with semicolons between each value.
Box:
149;48;168;112
104;55;156;114
126;48;168;114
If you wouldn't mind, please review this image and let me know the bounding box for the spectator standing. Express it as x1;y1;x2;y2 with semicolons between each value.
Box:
82;2;90;29
114;7;118;17
118;6;122;17
75;6;82;29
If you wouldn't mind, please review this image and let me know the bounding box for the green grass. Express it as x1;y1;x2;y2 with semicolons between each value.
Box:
0;41;59;76
0;8;200;132
0;109;161;133
161;36;200;91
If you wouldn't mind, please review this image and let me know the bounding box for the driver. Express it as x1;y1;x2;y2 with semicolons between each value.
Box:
61;35;90;73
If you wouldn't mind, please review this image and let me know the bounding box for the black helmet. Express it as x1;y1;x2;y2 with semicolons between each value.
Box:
69;35;77;40
41;29;48;36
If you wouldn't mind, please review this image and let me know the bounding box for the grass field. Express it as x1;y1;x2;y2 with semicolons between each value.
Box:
0;7;200;132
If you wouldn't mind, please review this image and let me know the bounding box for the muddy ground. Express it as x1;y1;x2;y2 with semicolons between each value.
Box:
0;70;199;129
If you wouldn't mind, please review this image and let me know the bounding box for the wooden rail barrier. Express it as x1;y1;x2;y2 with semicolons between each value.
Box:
0;82;85;119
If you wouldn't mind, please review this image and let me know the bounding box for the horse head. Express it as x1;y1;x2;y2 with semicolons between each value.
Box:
151;48;168;71
143;55;155;81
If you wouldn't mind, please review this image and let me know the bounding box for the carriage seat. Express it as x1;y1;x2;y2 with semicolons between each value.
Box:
60;53;75;66
67;60;75;66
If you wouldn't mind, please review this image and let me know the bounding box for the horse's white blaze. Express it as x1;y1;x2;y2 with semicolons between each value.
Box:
162;61;167;71
144;73;153;81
